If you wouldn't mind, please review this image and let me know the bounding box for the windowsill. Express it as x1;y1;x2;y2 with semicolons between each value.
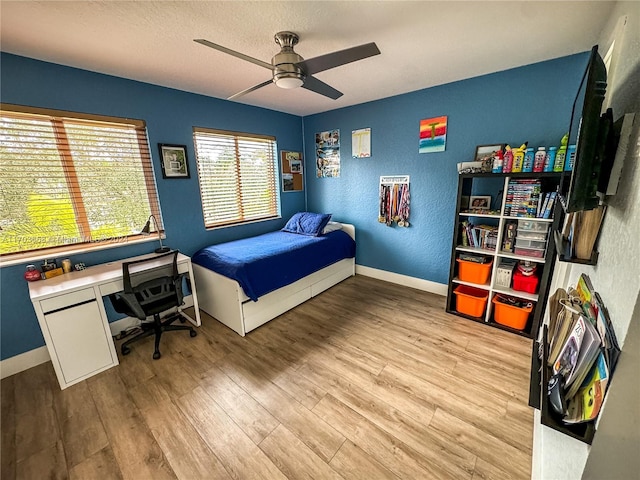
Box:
0;234;166;269
204;215;282;231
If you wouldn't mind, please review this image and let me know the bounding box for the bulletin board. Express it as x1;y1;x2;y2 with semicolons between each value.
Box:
281;151;304;192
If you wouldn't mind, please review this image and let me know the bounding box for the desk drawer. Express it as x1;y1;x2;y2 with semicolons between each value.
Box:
40;288;96;314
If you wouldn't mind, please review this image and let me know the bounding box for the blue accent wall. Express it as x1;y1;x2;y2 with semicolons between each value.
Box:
0;53;304;360
303;53;589;284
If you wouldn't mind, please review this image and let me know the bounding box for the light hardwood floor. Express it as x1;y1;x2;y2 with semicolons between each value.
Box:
1;275;534;480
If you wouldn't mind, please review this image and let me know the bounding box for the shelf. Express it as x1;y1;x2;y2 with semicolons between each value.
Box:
553;230;599;265
497;251;546;263
459;212;501;219
452;277;491;290
539;326;596;444
492;286;538;302
456;245;496;255
487;320;532;338
503;216;554;223
459;171;563;179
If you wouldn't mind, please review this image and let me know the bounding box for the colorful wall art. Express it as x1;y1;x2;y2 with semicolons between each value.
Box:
316;129;340;177
419;116;447;153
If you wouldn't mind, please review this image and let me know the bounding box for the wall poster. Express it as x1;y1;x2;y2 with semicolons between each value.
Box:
352;128;371;158
419;116;447;153
281;151;304;192
315;129;340;177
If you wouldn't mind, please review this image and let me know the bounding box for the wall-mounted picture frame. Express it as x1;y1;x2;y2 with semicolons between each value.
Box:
470;195;491;210
159;144;190;179
474;144;504;171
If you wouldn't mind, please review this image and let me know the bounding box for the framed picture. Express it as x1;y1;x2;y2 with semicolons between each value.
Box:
474;144;504;171
470;195;491;210
159;144;190;179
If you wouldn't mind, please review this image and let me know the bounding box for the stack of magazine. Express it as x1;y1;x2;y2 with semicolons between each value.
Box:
546;274;620;424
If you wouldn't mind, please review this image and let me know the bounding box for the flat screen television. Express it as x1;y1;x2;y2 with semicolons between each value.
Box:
560;45;618;213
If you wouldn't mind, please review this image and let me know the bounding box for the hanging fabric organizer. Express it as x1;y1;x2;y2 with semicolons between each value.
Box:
378;175;410;227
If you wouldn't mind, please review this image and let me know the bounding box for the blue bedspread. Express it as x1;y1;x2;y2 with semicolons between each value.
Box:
192;230;356;301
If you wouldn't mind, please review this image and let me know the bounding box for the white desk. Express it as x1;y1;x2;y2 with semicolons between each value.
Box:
28;252;201;389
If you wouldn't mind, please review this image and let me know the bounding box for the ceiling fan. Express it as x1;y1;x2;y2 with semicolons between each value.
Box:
194;32;380;100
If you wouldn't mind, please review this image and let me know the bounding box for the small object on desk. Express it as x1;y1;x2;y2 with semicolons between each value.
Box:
43;267;64;279
74;263;86;271
24;265;42;282
41;259;57;272
62;259;72;273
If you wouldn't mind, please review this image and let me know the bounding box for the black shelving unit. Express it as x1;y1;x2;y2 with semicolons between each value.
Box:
445;172;563;339
553;230;599;265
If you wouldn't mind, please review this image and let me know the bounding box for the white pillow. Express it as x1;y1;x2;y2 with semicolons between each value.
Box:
322;221;343;234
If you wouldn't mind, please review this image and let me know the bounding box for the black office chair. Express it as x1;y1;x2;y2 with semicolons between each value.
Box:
109;250;196;359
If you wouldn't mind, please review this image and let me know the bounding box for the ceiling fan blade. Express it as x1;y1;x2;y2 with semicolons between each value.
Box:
228;79;273;100
301;75;343;100
298;42;380;75
194;39;274;71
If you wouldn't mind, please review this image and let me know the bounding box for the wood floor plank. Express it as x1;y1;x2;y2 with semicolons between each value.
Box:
178;386;287;480
200;366;280;444
1;376;16;480
299;360;476;479
69;446;123;480
217;353;346;463
141;399;232;479
15;440;67;480
87;369;176;480
53;382;109;468
329;440;400;480
313;394;463;480
430;408;531;479
15;399;59;462
259;424;344;480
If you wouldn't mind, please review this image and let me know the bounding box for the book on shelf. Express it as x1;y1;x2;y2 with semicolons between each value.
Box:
504;179;542;217
563;351;609;424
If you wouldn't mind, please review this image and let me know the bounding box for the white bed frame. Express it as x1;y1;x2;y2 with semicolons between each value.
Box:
192;223;355;336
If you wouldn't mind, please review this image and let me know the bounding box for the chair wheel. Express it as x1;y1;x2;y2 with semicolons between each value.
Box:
190;329;197;337
153;351;161;360
122;345;131;355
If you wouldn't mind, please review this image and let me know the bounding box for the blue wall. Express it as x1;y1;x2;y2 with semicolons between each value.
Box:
303;53;589;284
0;51;589;361
0;53;304;360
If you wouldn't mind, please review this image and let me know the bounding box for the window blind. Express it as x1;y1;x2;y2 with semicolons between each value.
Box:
0;104;162;258
193;128;279;228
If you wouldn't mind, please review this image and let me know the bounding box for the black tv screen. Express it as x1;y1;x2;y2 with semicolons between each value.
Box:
560;45;611;213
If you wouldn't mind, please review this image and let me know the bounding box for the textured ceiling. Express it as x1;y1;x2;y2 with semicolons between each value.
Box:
0;1;616;116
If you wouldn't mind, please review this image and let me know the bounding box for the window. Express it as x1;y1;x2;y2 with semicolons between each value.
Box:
0;104;162;260
193;127;279;228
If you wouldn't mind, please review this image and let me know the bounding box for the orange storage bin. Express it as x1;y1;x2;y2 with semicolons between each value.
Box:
492;296;533;330
454;285;489;318
456;258;492;284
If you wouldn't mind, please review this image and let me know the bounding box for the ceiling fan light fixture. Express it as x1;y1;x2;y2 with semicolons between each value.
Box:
275;76;304;89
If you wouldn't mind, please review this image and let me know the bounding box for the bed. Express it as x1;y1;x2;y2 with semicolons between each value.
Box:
191;221;355;336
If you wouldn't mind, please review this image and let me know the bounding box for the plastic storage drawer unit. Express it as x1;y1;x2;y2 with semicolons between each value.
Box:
515;238;546;250
456;258;492;285
514;247;545;258
454;285;489;318
517;219;550;233
516;229;548;241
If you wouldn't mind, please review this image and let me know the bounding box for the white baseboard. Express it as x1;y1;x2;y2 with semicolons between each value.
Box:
1;295;196;378
355;265;448;296
0;346;50;379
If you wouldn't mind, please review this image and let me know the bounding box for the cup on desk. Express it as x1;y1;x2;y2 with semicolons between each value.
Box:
62;259;72;273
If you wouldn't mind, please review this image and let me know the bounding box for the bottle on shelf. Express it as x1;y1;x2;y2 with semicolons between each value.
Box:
503;146;513;173
533;147;546;172
492;149;504;173
565;144;576;171
554;134;568;172
523;147;535;173
544;147;557;172
512;143;527;173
